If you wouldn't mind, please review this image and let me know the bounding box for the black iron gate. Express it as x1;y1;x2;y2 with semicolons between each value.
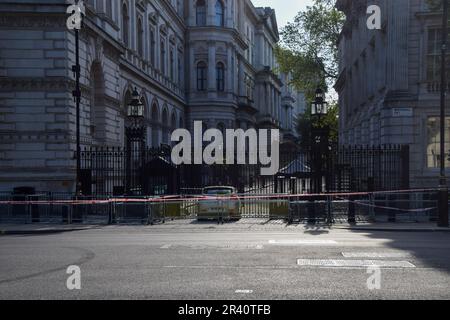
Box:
79;145;409;196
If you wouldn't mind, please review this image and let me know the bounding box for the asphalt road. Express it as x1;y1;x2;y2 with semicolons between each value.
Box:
0;221;449;300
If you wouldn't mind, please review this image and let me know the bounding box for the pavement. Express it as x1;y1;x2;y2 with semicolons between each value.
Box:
0;220;449;299
1;220;449;235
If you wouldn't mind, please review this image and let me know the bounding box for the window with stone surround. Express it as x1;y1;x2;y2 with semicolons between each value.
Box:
215;0;225;27
426;28;450;82
426;117;450;168
196;0;206;26
137;18;144;57
106;1;113;19
160;38;166;74
216;62;225;91
170;48;175;81
197;61;207;91
122;2;129;47
149;28;156;66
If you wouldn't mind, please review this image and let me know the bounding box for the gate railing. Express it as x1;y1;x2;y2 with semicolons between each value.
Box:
79;145;409;197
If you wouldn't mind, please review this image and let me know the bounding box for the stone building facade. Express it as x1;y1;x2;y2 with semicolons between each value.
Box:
0;0;301;193
335;0;450;187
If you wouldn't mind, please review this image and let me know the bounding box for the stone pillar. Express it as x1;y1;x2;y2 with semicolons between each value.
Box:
226;0;233;28
207;0;215;25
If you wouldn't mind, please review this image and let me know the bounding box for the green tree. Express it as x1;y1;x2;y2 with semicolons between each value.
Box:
277;0;343;148
276;0;345;100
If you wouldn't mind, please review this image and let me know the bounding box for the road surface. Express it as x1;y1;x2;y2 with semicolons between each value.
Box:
1;221;449;299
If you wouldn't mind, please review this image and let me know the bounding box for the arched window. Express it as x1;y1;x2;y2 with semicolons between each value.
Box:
122;3;129;46
216;62;225;92
215;1;224;27
196;0;206;26
197;62;207;91
137;18;143;56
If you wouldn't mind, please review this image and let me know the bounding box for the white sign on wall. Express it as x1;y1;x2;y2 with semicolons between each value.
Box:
392;108;413;117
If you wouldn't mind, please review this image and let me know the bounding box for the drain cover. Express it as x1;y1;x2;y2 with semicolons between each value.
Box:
342;252;410;258
269;240;338;245
297;259;415;268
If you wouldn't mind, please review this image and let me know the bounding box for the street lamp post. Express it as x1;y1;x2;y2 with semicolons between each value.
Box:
72;22;82;196
125;88;145;195
310;87;329;194
439;0;449;227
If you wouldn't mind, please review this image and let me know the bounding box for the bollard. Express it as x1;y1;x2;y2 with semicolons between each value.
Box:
348;195;356;224
326;196;333;225
438;188;449;227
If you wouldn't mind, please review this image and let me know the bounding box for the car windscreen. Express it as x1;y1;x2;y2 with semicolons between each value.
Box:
203;188;233;195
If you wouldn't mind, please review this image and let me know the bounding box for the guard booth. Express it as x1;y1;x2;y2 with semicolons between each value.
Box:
142;156;179;196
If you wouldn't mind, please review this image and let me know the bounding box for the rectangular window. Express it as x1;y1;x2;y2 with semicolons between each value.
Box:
197;64;207;91
427;117;450;168
150;29;155;66
160;39;166;74
427;28;450;82
197;6;206;26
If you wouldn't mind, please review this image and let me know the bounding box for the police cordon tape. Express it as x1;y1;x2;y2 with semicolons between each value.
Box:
0;188;440;206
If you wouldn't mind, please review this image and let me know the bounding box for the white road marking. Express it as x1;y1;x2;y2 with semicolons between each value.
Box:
297;259;416;268
160;244;172;249
235;289;253;294
342;252;410;258
269;240;338;245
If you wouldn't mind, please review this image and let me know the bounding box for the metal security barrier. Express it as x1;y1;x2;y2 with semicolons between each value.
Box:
0;189;442;225
113;197;151;224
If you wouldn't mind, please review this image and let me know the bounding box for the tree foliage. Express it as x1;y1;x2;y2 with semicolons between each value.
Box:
276;0;343;148
276;0;345;100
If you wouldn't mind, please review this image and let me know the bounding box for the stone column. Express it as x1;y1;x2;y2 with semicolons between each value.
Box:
226;0;233;28
207;0;215;26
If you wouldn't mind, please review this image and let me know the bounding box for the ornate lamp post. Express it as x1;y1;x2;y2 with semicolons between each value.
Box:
126;87;145;124
125;87;146;195
310;87;329;194
439;0;449;227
